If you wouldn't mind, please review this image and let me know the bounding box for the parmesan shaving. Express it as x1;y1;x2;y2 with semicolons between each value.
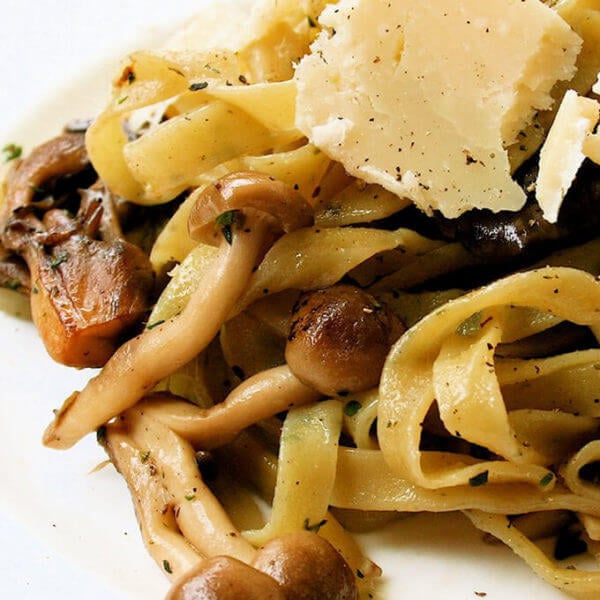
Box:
294;0;582;218
536;89;600;222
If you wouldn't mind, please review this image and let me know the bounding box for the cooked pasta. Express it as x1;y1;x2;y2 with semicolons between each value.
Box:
2;0;600;598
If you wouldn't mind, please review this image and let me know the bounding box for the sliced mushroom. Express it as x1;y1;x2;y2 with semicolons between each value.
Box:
166;556;284;600
0;133;89;222
435;158;600;264
44;171;313;448
0;244;30;294
253;531;358;600
0;134;154;367
285;285;405;396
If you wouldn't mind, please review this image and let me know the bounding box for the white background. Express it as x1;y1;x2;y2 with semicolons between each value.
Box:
0;1;573;598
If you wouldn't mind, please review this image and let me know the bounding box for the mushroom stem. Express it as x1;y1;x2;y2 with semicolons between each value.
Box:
119;408;257;564
133;365;321;449
104;426;203;581
43;219;271;449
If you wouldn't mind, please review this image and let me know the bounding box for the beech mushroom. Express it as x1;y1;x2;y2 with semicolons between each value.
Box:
285;285;405;396
44;171;313;449
165;532;358;600
0;133;154;367
166;556;284;600
253;531;358;600
132;365;320;449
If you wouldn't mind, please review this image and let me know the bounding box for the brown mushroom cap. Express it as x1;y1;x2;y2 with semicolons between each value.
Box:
253;531;358;600
166;556;284;600
188;172;314;246
285;285;405;396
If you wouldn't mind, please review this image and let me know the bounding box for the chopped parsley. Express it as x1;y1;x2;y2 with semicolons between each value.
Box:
216;210;238;245
303;518;328;533
2;143;22;162
162;559;173;574
49;252;69;269
343;400;362;417
146;319;165;330
456;311;483;336
468;470;489;487
96;425;107;445
539;472;554;487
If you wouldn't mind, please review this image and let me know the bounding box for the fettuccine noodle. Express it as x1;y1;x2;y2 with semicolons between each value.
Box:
2;0;600;598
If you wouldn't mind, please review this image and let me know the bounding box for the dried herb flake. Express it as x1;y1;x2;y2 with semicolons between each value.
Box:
2;143;22;162
469;470;489;487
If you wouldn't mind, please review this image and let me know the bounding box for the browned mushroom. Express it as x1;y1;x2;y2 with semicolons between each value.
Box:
44;171;313;448
166;556;284;600
0;133;89;222
0;244;30;294
0;134;154;367
253;531;358;600
285;285;405;396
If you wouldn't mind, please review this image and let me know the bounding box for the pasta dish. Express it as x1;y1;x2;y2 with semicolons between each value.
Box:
1;0;600;598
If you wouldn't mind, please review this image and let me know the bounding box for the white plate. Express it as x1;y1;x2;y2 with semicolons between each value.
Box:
0;2;572;598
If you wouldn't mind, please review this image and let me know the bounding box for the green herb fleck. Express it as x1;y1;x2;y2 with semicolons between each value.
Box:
163;560;173;574
469;470;489;487
216;210;238;245
2;143;22;162
184;493;196;501
49;252;69;269
303;518;328;533
147;319;165;330
539;473;554;487
344;400;362;417
140;450;151;463
117;95;128;104
96;425;107;445
4;279;21;291
189;81;209;91
456;311;483;336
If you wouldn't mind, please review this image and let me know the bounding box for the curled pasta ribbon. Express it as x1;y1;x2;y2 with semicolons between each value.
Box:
465;510;600;600
331;448;600;517
378;266;600;490
220;405;380;590
561;440;600;502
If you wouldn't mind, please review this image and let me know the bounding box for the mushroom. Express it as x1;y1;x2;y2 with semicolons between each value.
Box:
132;365;320;449
165;532;358;600
252;531;358;600
0;244;30;294
0;133;90;223
166;556;284;600
134;284;404;449
285;285;405;396
44;171;313;448
0;134;154;367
